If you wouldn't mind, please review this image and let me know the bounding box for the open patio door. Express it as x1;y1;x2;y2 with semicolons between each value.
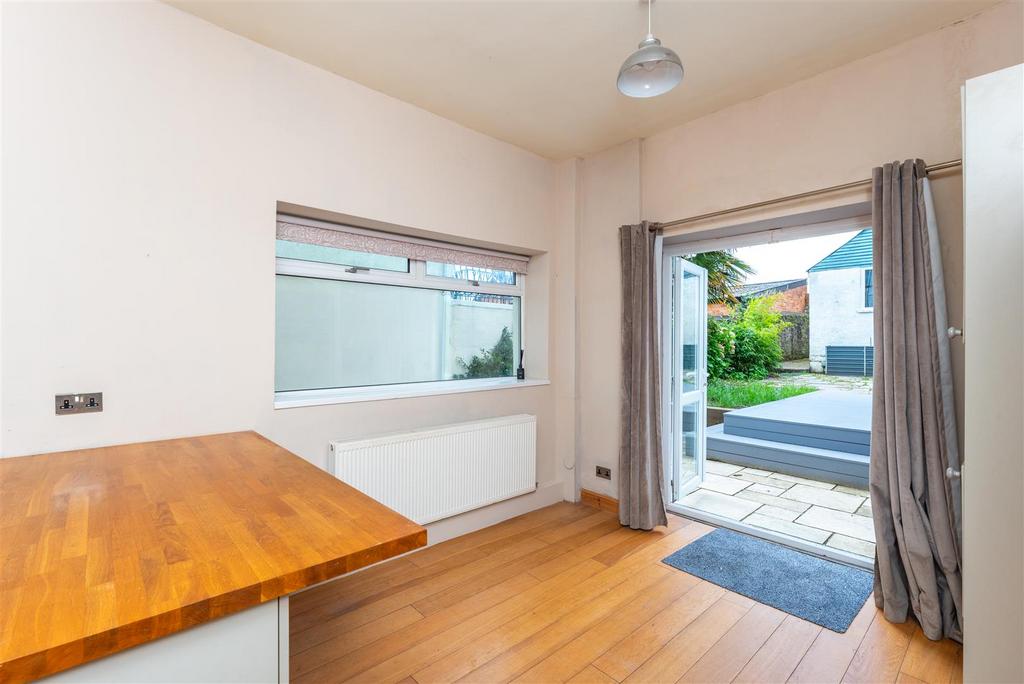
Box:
661;248;708;503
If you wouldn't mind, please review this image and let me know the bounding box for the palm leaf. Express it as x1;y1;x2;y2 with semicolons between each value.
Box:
686;250;754;304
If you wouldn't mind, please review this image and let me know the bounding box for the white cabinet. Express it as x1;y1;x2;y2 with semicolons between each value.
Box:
41;598;288;683
961;63;1024;684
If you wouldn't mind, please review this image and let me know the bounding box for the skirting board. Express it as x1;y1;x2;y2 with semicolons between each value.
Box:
420;480;566;545
580;489;619;514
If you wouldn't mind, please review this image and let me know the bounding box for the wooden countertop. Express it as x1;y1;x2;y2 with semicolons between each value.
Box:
0;431;426;682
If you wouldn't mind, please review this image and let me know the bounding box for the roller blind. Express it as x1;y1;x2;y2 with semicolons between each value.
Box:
276;217;530;274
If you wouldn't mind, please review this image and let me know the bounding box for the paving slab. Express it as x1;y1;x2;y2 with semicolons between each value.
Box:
753;504;801;522
729;472;798;490
795;506;876;542
769;472;837;490
742;513;831;544
735;490;812;513
706;460;744;476
780;483;864;513
835;485;870;497
679;489;761;521
700;473;752;495
826;534;876;559
745;482;788;496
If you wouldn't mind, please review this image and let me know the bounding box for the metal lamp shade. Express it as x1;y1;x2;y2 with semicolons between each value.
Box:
617;35;684;98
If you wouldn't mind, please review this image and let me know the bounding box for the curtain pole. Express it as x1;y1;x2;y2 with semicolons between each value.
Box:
652;159;962;231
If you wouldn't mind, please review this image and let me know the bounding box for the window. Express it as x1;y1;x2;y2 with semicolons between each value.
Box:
275;239;408;272
425;262;516;286
274;217;528;399
864;268;874;308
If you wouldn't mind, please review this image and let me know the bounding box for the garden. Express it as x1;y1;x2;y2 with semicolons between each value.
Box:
705;293;816;409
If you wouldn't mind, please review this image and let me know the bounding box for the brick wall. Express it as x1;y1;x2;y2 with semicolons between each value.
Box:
772;284;808;313
707;302;734;316
705;284;808;317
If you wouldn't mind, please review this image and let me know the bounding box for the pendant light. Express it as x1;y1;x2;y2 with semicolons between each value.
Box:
616;0;684;98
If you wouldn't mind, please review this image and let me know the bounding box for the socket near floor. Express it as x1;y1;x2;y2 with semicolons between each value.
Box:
596;465;611;480
55;392;103;415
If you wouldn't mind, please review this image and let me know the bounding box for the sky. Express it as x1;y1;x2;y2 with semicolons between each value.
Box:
733;231;859;284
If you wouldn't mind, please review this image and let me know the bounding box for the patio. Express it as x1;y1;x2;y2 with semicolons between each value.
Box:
685;390;875;562
680;459;875;561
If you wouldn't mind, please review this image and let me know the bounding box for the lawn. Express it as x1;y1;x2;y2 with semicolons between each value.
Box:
707;379;817;409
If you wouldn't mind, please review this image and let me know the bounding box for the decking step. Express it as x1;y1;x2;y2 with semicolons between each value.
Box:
722;390;870;456
707;423;869;489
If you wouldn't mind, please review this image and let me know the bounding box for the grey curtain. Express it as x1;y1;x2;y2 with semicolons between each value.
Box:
619;222;668;530
871;159;963;642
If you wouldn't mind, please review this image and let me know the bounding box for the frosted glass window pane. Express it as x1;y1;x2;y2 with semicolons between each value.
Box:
275;276;521;391
276;239;408;272
426;261;516;285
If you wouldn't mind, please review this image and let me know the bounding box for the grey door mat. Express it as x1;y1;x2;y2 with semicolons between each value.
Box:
662;528;873;633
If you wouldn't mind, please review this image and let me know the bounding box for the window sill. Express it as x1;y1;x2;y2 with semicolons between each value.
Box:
857;307;874;313
274;377;550;409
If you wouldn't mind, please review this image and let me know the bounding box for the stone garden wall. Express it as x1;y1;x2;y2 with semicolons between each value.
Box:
779;313;809;360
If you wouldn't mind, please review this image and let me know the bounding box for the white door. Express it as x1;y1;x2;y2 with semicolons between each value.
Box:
662;249;708;502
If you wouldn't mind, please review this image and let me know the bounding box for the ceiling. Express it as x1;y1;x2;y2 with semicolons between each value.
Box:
169;0;1000;159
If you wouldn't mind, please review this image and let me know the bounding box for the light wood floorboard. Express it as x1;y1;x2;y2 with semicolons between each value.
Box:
290;503;962;684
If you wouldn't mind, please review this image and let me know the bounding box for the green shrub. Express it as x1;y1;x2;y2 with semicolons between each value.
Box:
707;295;789;381
738;294;787;333
455;327;514;379
728;326;774;379
707;318;734;380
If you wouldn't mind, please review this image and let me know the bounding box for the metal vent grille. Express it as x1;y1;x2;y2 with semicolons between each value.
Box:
826;345;874;376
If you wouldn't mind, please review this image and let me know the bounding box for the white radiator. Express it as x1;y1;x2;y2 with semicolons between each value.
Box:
328;414;537;524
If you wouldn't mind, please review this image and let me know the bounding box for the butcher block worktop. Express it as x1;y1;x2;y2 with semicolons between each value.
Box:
0;431;426;682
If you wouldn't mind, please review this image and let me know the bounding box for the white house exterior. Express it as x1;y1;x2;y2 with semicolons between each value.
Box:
808;229;874;373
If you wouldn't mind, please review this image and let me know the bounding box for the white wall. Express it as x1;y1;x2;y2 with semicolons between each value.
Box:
807;268;874;370
575;140;642;499
0;1;571;536
551;158;581;501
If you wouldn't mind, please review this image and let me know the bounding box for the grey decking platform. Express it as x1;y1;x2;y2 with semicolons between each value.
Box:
707;391;871;488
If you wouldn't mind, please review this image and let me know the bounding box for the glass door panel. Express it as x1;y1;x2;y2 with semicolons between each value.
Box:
663;252;708;502
678;400;701;485
680;267;701;394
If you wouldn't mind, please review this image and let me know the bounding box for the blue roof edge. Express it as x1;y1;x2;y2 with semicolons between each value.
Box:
808;228;873;272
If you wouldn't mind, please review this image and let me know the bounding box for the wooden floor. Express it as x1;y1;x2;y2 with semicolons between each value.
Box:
290;502;962;684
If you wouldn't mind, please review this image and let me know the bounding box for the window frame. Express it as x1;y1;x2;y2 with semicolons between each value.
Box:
862;267;874;311
275;256;523;298
274;253;528;407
